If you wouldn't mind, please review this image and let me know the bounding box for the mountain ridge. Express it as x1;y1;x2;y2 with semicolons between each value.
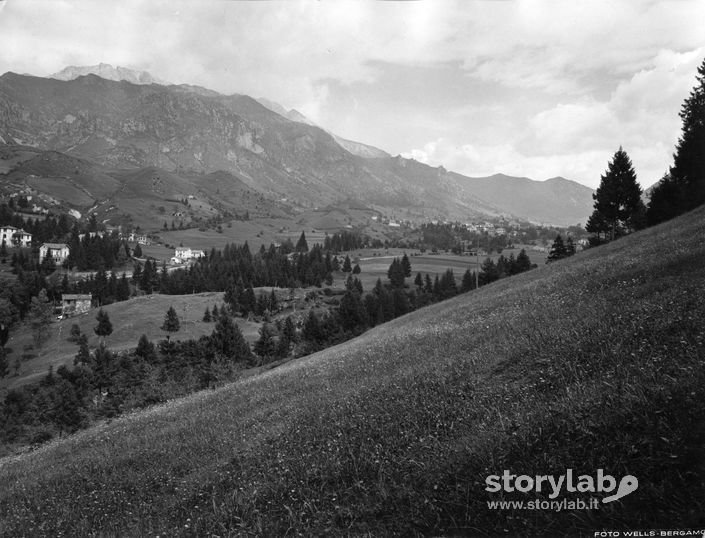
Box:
0;70;593;225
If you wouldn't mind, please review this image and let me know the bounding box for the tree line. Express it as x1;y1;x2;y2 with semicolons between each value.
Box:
586;57;705;243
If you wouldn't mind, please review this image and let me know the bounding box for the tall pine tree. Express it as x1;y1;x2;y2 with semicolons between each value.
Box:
586;147;644;242
648;57;705;224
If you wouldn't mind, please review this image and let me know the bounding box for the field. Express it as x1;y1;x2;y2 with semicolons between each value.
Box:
0;292;262;391
0;207;703;535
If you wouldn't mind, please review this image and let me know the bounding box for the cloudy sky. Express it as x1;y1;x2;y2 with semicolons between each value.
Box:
0;0;703;189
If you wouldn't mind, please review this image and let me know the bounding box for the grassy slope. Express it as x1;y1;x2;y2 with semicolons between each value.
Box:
0;292;262;391
0;208;704;536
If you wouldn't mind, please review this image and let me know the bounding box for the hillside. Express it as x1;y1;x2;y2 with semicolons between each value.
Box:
0;71;594;224
453;172;595;225
1;205;703;535
0;292;263;391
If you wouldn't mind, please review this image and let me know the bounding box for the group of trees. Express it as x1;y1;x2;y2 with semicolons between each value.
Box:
0;305;253;447
546;235;577;263
587;57;705;243
647;58;705;225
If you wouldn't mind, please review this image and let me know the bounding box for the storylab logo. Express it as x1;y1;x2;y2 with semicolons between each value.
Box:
485;469;638;507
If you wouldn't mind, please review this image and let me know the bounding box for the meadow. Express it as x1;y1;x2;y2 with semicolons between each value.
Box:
0;292;262;391
0;207;703;536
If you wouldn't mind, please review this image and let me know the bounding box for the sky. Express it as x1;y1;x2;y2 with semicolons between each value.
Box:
0;0;703;189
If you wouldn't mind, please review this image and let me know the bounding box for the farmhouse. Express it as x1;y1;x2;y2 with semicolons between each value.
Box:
0;225;32;247
61;294;92;316
39;243;70;263
174;247;205;261
128;232;150;245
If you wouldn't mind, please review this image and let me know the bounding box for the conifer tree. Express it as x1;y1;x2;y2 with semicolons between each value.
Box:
515;249;532;273
254;323;276;361
30;289;54;348
74;334;90;366
296;231;309;252
547;234;568;263
203;306;212;322
648;57;705;224
211;311;251;361
414;272;424;289
387;258;405;288
342;255;352;273
135;334;157;363
401;253;412;277
94;308;113;343
302;309;322;343
586;147;644;242
161;306;180;339
461;269;476;292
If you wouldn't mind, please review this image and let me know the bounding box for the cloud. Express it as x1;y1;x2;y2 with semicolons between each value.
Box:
0;1;703;189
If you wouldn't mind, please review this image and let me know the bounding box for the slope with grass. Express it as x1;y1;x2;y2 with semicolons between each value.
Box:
0;292;263;391
0;207;704;536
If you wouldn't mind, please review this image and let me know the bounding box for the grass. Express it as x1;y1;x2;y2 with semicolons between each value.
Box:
0;292;263;391
0;206;704;536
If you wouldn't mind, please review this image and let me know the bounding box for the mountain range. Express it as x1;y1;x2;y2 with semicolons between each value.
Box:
0;65;594;226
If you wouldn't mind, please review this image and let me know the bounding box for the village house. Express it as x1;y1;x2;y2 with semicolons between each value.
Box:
61;293;92;316
172;247;205;263
128;232;150;245
39;243;70;263
0;225;32;247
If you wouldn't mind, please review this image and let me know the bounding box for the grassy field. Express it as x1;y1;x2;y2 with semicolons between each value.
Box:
0;292;263;391
0;207;703;536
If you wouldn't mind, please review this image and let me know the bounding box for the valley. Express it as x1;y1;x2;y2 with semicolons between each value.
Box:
0;51;702;537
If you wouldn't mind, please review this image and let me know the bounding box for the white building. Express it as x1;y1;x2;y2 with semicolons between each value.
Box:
173;247;205;262
0;225;32;247
39;243;70;263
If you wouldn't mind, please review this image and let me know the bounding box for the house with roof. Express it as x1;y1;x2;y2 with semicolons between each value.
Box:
0;225;32;247
39;243;70;263
61;294;92;316
173;247;205;262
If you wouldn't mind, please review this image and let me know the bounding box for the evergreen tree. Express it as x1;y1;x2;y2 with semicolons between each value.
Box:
648;57;705;224
302;309;323;343
133;243;143;258
203;306;212;322
211;311;251;362
30;289;53;348
282;315;297;344
414;272;424;289
339;289;366;332
295;231;309;252
352;263;361;275
461;269;476;292
135;334;157;362
254;323;276;362
69;323;82;342
94;308;113;342
161;306;180;337
342;255;352;273
74;334;90;366
387;258;405;288
586;147;644;241
400;253;412;277
547;234;568;262
515;249;532;273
